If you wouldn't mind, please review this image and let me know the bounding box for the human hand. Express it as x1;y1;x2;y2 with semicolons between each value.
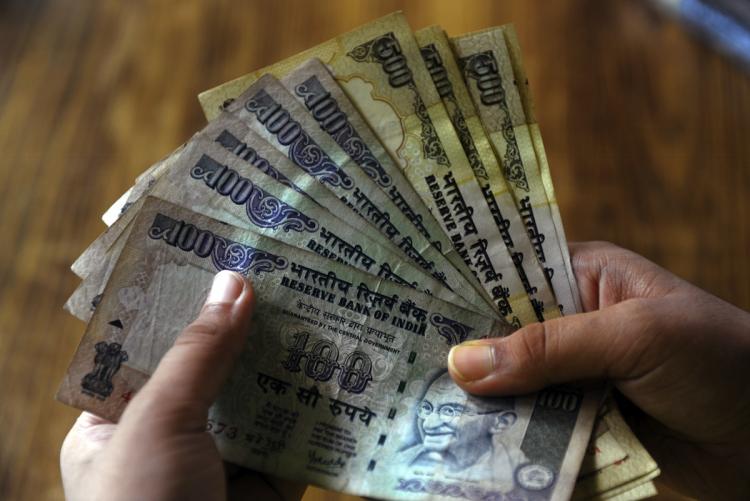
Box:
61;270;305;501
447;242;750;500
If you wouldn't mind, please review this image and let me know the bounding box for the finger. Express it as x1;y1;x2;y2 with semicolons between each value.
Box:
61;412;118;492
126;271;255;428
447;299;663;396
569;241;682;312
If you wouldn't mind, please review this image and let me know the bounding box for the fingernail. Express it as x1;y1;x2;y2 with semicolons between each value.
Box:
448;342;495;381
207;271;244;304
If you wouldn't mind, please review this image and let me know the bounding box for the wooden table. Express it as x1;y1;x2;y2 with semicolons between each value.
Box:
1;1;747;499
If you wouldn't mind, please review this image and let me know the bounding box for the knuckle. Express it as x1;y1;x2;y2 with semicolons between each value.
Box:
610;298;667;376
511;323;553;376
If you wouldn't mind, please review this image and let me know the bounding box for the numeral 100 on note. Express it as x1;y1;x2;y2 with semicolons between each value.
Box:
282;332;374;394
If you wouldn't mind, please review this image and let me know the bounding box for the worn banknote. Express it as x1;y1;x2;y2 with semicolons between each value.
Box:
224;75;498;312
285;55;543;327
280;58;458;274
572;400;659;500
414;26;560;321
66;138;480;320
452;27;581;315
199;13;541;326
500;27;582;315
450;29;661;500
75;115;497;318
59;198;598;500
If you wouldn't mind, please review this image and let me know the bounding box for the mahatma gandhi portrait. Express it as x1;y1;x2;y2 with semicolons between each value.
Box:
396;369;527;490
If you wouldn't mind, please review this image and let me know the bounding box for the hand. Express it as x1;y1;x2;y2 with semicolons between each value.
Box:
61;271;305;501
447;241;750;500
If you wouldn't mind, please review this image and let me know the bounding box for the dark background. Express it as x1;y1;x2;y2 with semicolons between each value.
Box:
1;1;747;499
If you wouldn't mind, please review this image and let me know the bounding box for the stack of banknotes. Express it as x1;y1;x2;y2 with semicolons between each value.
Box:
58;12;661;501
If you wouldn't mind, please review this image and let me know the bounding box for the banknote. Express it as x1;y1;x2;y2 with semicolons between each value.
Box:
280;58;463;273
66;139;480;320
600;478;658;501
577;409;628;478
223;75;498;313
74;116;497;318
572;402;659;500
449;31;659;498
452;27;581;315
71;145;189;279
200;13;538;326
58;197;598;500
281;58;555;320
500;27;582;315
415;25;560;321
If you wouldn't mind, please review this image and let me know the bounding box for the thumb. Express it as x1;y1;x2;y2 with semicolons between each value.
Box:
447;299;658;396
122;270;255;429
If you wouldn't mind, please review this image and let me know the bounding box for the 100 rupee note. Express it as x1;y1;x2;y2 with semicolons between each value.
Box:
67;139;478;321
59;197;598;500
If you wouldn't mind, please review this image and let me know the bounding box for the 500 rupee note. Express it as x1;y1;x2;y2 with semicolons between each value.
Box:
415;25;559;322
452;28;580;315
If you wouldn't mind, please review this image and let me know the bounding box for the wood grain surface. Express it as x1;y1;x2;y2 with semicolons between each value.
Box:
0;1;747;500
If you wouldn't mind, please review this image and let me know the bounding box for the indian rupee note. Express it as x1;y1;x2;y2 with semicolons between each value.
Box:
452;27;581;315
600;478;658;501
58;197;599;500
415;25;559;321
201;13;538;326
572;401;659;500
71;145;189;279
74;116;496;318
66;139;478;320
224;75;498;313
451;30;659;500
500;26;582;314
280;58;463;278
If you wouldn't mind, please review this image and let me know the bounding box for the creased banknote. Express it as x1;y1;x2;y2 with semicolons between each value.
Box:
74;115;498;318
572;400;659;500
66;139;480;320
450;27;659;500
451;27;581;315
280;58;544;326
200;13;539;327
224;75;497;313
415;26;560;321
58;198;598;500
71;145;189;279
280;58;463;275
500;27;582;315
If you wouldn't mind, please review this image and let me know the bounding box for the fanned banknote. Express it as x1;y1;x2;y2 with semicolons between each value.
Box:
451;27;581;316
414;26;560;321
224;75;499;313
449;28;658;500
66;138;480;321
198;13;545;327
58;198;599;500
59;11;660;500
